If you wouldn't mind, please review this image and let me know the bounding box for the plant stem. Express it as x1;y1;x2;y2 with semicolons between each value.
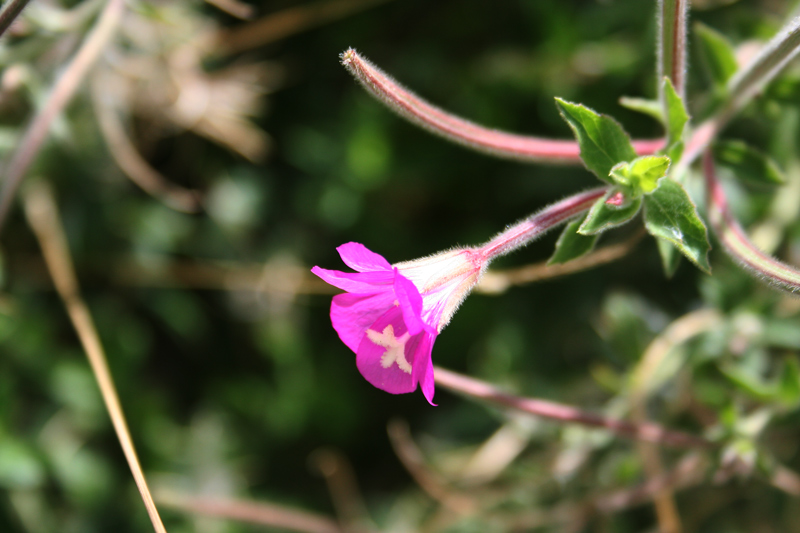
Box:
0;0;30;38
341;49;664;164
434;367;712;449
658;0;689;100
0;0;125;236
723;15;800;123
478;187;606;259
703;150;800;290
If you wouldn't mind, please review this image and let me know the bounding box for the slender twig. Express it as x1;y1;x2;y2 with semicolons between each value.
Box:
630;309;722;533
91;72;203;213
386;419;477;514
0;0;31;38
22;181;167;533
704;151;800;291
341;49;665;165
0;0;125;236
433;367;712;449
309;449;375;533
475;230;644;294
658;0;689;101
157;492;343;533
216;0;392;56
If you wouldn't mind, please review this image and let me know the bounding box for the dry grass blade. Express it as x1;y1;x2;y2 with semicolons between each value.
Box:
309;449;375;532
216;0;391;56
22;180;167;533
0;0;125;236
91;72;203;213
157;492;343;533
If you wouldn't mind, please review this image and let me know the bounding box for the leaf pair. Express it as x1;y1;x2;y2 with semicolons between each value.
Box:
550;94;711;273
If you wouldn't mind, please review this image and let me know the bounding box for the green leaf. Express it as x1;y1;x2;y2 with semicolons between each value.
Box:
643;179;711;273
578;189;642;235
619;96;664;123
662;78;688;160
656;238;682;278
610;155;670;197
712;140;786;186
548;216;599;265
778;358;800;406
555;98;637;182
694;22;738;87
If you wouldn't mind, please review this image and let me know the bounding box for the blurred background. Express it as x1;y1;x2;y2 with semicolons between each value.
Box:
2;0;800;531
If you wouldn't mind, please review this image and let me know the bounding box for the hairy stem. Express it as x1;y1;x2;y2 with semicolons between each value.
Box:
704;150;800;290
723;15;800;122
434;367;712;449
341;49;664;164
478;188;606;259
658;0;689;100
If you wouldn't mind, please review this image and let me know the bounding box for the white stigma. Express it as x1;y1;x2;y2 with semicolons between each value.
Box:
366;325;412;374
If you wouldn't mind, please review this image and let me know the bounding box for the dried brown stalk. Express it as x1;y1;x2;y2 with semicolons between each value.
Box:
22;180;166;533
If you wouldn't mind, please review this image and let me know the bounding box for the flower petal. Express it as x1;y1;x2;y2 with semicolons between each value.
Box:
311;266;393;293
410;332;437;406
356;307;417;395
393;271;425;335
336;242;392;272
330;291;395;352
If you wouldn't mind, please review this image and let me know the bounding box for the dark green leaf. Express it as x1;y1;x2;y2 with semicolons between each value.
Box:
548;216;599;264
555;98;637;182
694;22;738;87
578;189;642;235
610;155;670;197
713;140;786;186
619;97;664;123
643;179;711;272
656;238;682;278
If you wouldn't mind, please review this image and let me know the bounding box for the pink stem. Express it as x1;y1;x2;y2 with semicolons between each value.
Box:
434;367;711;449
479;187;606;259
703;150;800;290
341;49;664;164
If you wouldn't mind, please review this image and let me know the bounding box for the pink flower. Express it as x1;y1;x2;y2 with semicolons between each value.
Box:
311;242;486;405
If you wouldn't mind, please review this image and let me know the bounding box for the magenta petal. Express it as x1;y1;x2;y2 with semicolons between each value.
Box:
330;291;395;352
393;271;425;335
410;333;437;405
336;242;392;272
356;307;416;395
311;266;393;293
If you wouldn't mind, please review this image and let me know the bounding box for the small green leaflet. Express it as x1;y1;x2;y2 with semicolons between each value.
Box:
579;189;642;235
610;156;670;197
694;22;738;88
643;179;711;273
555;98;637;182
619;96;664;123
713;140;786;186
662;78;688;161
549;216;599;265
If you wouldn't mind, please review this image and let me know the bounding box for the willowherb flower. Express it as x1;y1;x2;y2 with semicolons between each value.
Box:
311;188;605;404
311;242;487;405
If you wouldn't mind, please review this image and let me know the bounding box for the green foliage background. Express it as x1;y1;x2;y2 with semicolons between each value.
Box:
3;0;800;531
